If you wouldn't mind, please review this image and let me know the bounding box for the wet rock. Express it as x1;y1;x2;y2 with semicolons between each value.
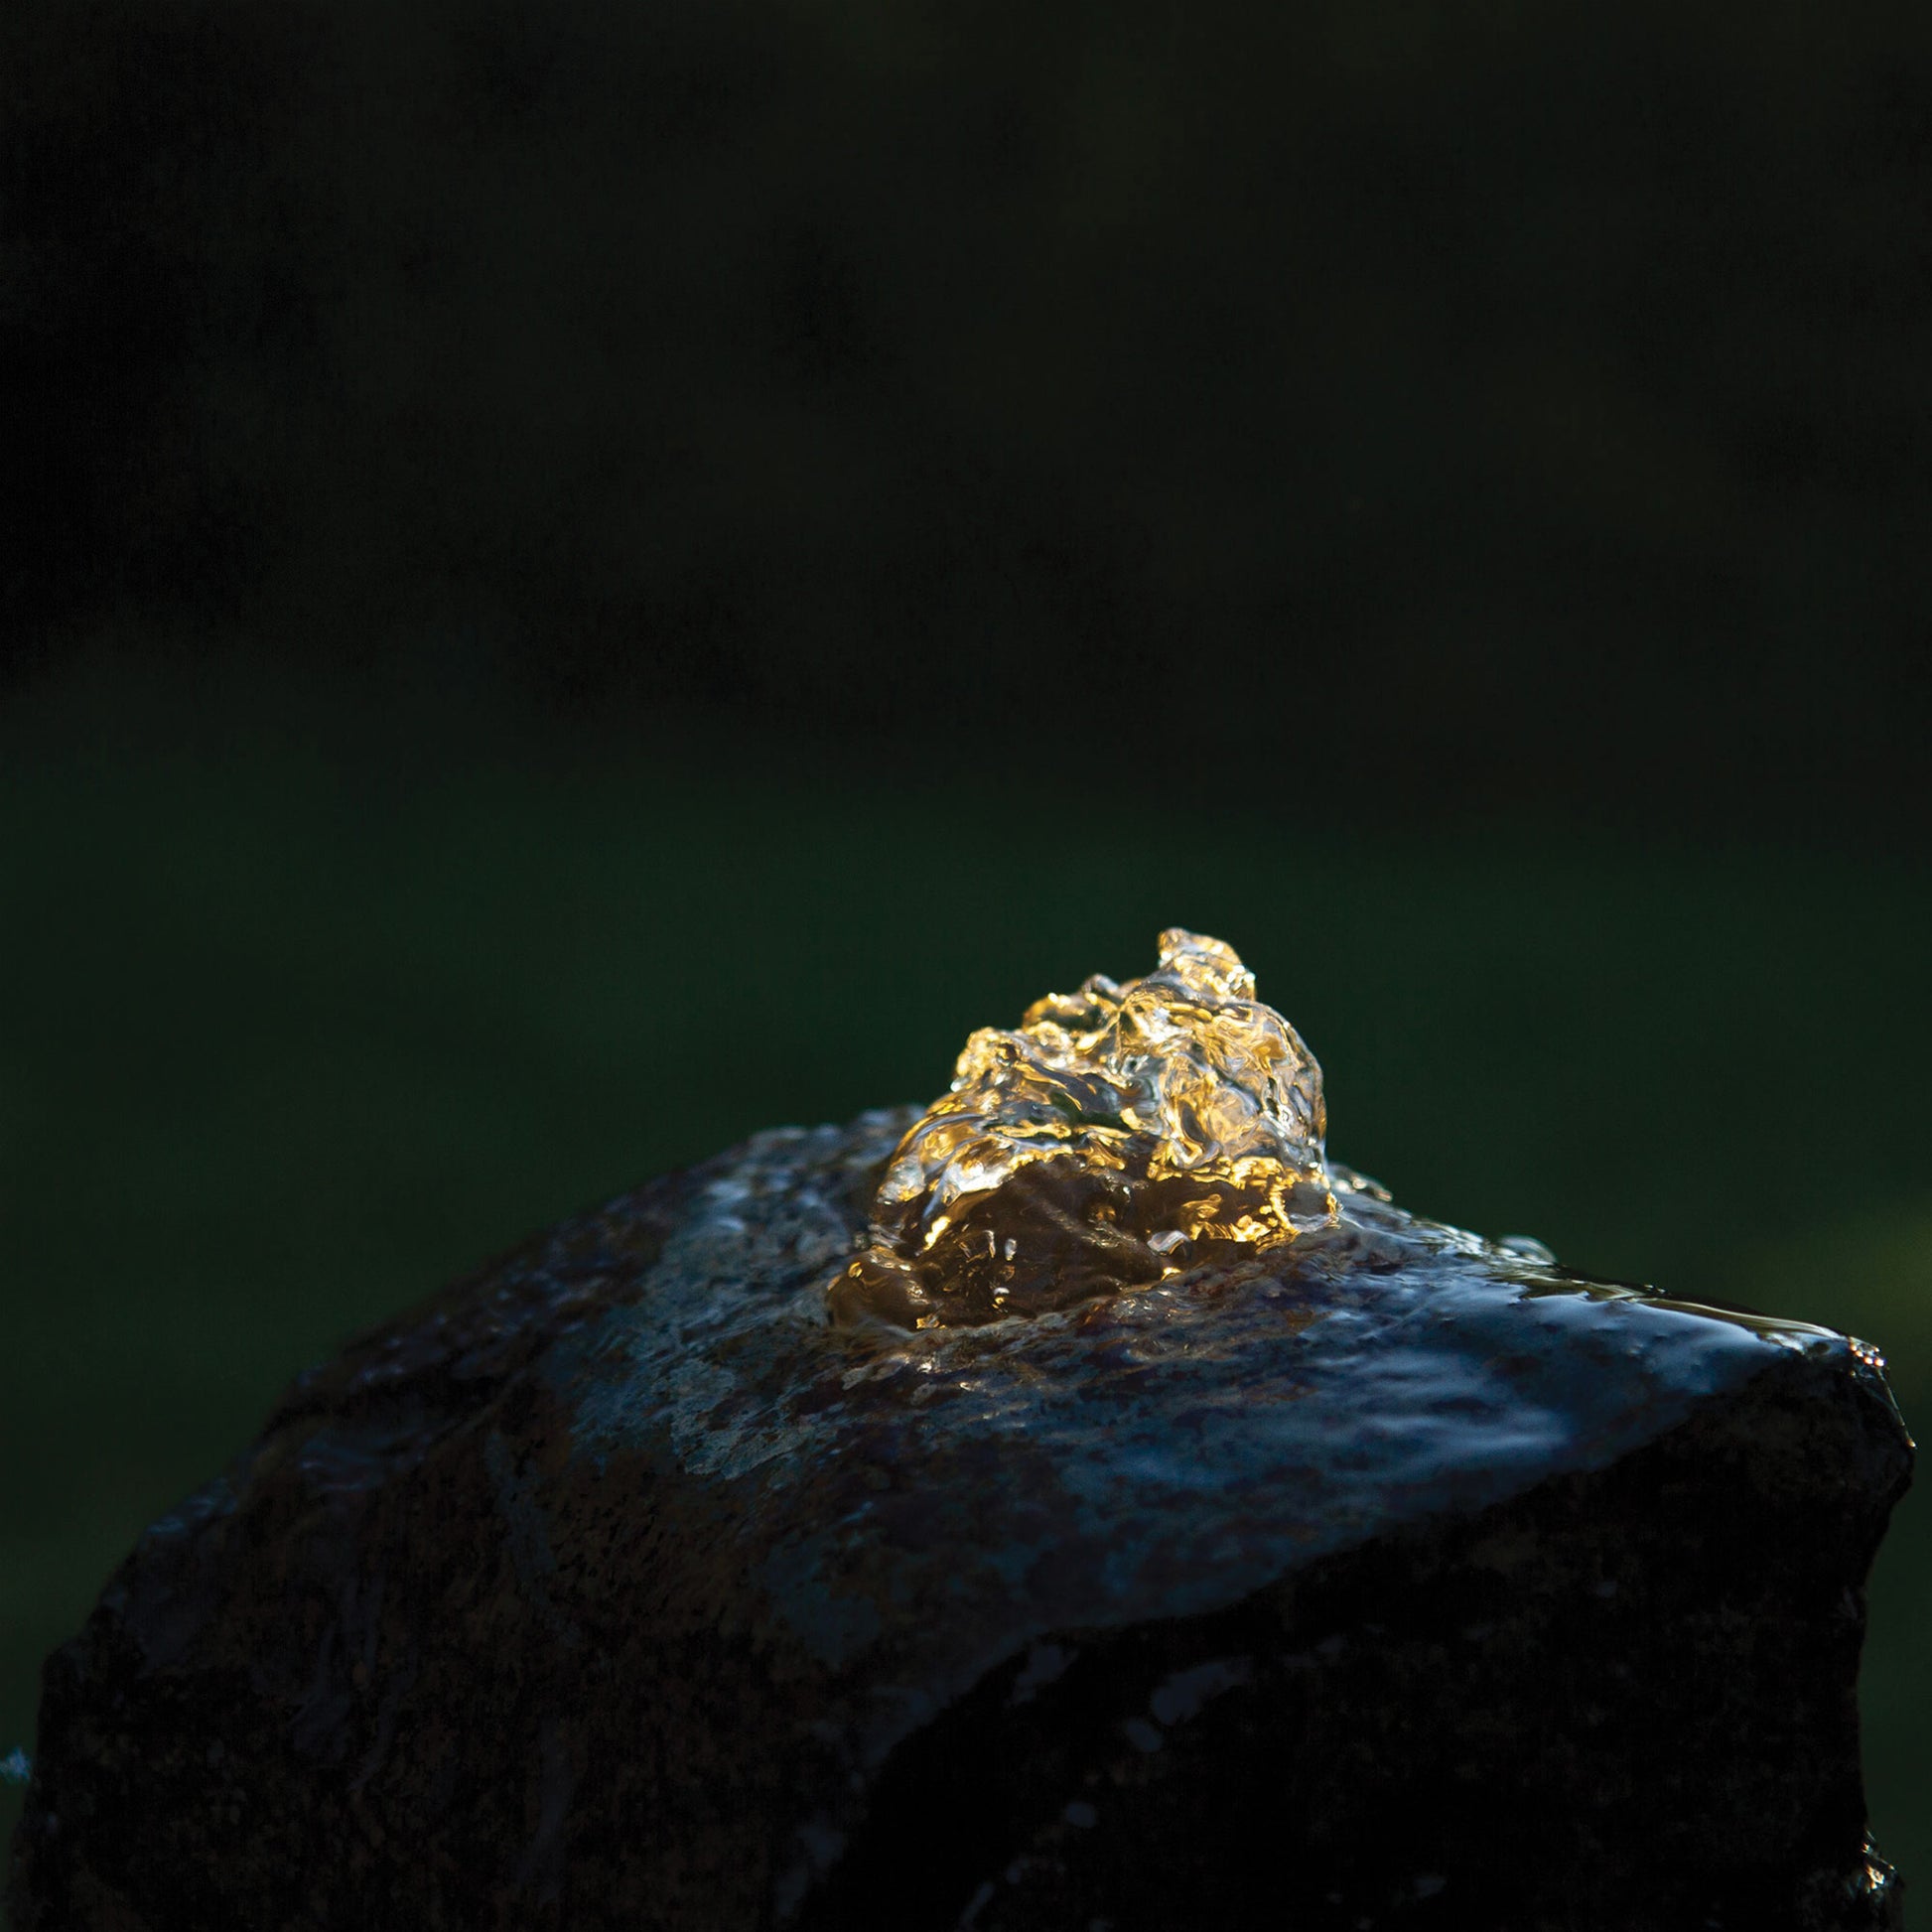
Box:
8;1109;1913;1931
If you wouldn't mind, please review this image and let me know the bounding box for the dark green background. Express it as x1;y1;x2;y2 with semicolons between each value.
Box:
3;0;1929;1907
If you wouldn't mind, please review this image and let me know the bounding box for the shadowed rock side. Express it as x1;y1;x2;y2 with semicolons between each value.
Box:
8;1110;1913;1931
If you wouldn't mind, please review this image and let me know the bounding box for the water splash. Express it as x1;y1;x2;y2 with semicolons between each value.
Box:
829;930;1338;1328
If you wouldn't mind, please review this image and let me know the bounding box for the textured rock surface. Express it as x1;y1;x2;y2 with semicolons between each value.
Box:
9;1109;1914;1930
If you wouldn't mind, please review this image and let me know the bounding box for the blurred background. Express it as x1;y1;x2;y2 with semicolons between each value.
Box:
2;0;1928;1903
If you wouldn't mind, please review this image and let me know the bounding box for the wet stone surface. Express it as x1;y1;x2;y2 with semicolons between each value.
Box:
8;1109;1914;1930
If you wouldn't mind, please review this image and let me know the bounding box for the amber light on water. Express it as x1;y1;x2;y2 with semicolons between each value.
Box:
830;929;1342;1328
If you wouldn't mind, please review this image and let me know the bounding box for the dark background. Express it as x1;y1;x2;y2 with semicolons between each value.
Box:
7;0;1932;829
3;0;1929;1906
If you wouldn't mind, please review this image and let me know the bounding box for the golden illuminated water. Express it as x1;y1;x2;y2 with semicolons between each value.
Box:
829;929;1340;1328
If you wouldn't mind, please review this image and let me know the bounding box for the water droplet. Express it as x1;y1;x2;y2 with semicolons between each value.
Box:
1496;1234;1557;1264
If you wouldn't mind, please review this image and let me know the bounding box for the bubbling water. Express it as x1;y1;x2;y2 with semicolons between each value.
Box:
829;929;1339;1328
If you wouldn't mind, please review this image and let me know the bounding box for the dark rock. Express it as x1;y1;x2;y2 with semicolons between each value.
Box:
8;1109;1913;1930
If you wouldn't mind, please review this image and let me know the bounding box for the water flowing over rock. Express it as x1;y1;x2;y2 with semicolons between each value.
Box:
833;928;1336;1329
7;935;1914;1930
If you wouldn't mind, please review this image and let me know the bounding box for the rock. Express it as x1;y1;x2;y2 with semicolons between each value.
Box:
7;1106;1913;1930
